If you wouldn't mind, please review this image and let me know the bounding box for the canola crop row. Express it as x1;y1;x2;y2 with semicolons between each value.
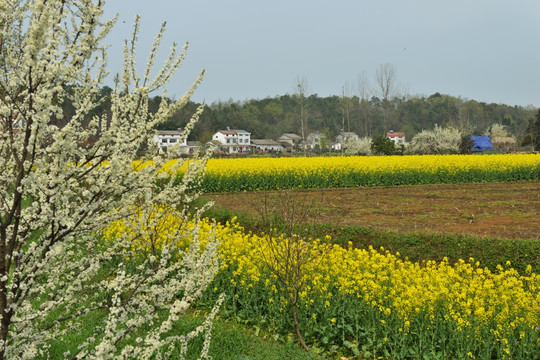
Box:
213;220;539;359
188;154;540;192
103;211;540;359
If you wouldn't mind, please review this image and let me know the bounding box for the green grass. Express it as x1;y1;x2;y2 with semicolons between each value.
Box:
10;195;315;360
44;310;317;360
325;225;540;274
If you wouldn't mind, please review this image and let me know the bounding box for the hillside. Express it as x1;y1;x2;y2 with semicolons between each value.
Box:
59;86;537;145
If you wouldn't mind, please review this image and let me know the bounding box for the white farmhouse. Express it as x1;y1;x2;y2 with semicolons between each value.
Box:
212;128;251;154
212;129;238;154
231;129;251;153
153;129;186;153
387;130;406;145
251;139;284;153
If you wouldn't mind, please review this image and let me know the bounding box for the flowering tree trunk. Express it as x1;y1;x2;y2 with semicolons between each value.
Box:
0;1;221;359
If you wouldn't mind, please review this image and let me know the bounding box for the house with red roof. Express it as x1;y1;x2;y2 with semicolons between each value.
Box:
386;130;406;145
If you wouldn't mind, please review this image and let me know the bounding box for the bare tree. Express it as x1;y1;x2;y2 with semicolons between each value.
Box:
294;77;310;156
338;85;349;155
356;71;373;137
254;191;330;353
341;82;355;133
375;63;399;133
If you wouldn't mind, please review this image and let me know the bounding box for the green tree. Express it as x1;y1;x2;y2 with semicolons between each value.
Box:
370;135;397;155
521;117;536;147
263;101;283;125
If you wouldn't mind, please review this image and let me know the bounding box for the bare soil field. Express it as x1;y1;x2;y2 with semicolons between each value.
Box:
205;181;540;240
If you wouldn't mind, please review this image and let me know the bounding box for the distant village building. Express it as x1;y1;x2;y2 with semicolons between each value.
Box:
306;131;326;150
231;129;251;153
491;137;517;153
277;133;302;151
469;136;494;152
212;129;238;154
212;128;251;154
153;129;186;153
333;131;359;151
251;139;284;153
185;141;202;155
386;130;406;145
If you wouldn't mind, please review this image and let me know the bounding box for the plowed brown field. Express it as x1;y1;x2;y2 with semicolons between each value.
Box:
205;182;540;240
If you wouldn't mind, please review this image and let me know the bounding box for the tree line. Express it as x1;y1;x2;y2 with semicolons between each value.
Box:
164;93;538;146
58;84;539;149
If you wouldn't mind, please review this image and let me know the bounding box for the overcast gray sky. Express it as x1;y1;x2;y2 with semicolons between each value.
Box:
102;0;540;107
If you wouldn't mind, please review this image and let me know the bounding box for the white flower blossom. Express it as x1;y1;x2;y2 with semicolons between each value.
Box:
0;1;221;359
406;125;462;155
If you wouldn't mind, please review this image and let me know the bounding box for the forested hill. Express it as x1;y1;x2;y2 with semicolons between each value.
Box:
159;92;536;143
65;87;537;143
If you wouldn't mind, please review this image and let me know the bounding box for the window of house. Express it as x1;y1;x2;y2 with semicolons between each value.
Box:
170;139;177;143
226;139;230;144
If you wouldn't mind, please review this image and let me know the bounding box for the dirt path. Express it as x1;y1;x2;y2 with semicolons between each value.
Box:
205;182;540;239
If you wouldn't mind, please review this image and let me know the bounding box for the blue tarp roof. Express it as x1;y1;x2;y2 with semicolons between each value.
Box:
469;136;494;152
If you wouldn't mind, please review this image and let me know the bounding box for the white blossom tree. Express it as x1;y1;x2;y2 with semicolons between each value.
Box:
0;1;222;359
344;137;372;155
406;125;462;155
483;123;509;138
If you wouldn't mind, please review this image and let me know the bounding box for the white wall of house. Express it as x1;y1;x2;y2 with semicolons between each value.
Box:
212;129;253;154
387;131;406;145
251;140;283;152
254;145;283;152
212;130;238;153
153;130;186;153
212;131;237;144
232;130;251;153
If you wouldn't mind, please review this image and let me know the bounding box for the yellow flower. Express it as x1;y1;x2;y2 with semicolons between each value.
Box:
103;200;540;351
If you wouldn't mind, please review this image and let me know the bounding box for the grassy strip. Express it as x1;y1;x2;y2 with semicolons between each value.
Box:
205;208;540;275
318;225;540;275
44;309;316;360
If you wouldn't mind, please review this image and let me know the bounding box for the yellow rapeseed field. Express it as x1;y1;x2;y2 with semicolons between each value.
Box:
103;208;540;359
202;153;539;177
163;153;540;191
